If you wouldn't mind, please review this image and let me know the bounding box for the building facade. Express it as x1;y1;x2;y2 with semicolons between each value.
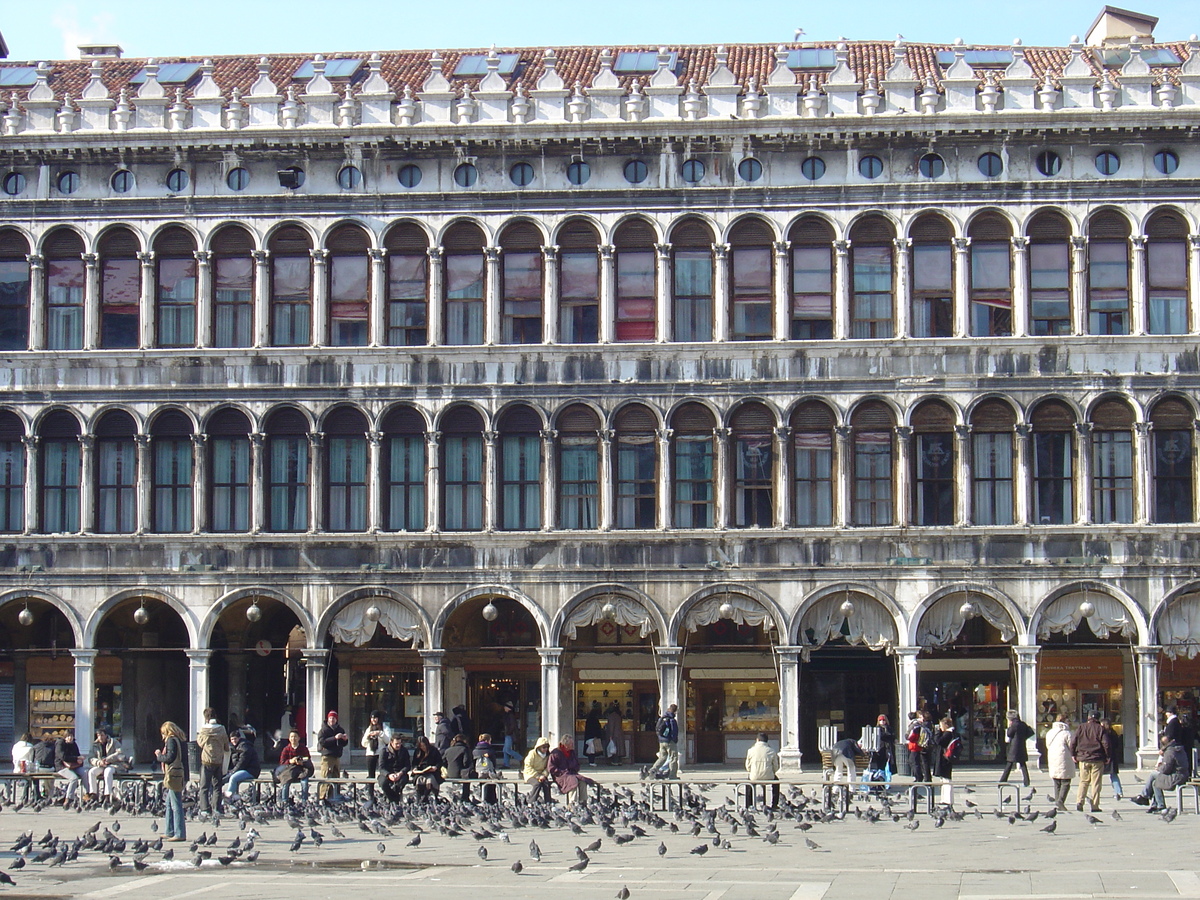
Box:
1;9;1200;769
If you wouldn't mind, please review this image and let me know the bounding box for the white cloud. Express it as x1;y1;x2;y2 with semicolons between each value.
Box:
51;4;117;58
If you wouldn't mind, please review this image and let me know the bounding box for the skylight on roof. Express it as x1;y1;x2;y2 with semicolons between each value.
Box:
935;49;1014;67
786;48;836;70
129;62;201;85
613;51;679;75
0;67;37;87
453;53;520;77
1099;47;1182;66
293;58;364;80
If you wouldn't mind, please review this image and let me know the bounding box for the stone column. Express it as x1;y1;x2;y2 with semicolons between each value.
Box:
540;428;557;531
366;430;382;532
598;245;615;343
137;250;156;348
21;435;38;534
1070;236;1088;336
1011;236;1030;337
1130;235;1147;336
656;647;683;765
194;250;213;348
655;243;672;343
772;240;791;341
834;425;852;527
538;647;564;744
252;250;271;347
952;237;971;337
307;432;324;533
1075;422;1092;525
712;242;730;342
419;649;445;735
833;240;851;340
71;649;98;750
426;247;444;346
191;434;208;533
302;649;330;751
83;253;100;350
310;249;328;347
598;428;614;531
249;432;265;533
482;430;497;532
368;248;387;347
1013;644;1041;768
425;431;441;532
775;426;792;527
484;246;502;345
776;646;802;771
78;435;95;533
185;649;213;738
892;237;911;338
713;426;730;529
542;245;559;344
134;433;151;533
27;254;45;350
1133;421;1151;525
895;646;921;774
656;427;672;529
1135;646;1161;770
1014;424;1031;526
954;424;971;526
893;426;912;527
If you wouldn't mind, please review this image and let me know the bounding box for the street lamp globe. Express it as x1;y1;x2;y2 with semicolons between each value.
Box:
482;601;499;622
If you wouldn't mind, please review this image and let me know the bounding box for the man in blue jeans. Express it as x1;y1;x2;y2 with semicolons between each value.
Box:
649;704;680;778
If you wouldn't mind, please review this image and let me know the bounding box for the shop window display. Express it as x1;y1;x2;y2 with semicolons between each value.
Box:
349;671;423;744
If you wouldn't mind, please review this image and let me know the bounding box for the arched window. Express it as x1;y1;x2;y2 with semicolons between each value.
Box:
850;217;894;338
383;223;429;346
268;226;313;347
381;406;426;531
1028;211;1072;336
730;403;774;527
99;228;140;349
789;218;834;340
39;410;80;533
671;403;715;528
94;410;137;534
264;408;309;532
670;218;714;342
443;222;486;346
911;400;956;525
499;222;544;344
1150;397;1194;523
326;224;370;347
1146;210;1189;335
728;219;773;341
851;402;894;526
0;230;31;351
0;411;25;532
910;215;953;338
1031;400;1075;524
1087;212;1130;336
441;407;484;531
154;227;197;347
968;213;1013;336
1090;398;1134;524
558;220;599;344
615;404;657;529
44;229;85;351
325;407;367;531
211;225;255;348
208;407;251;533
150;410;193;533
614;219;656;342
970;399;1015;526
498;406;542;531
557;404;599;530
791;401;834;526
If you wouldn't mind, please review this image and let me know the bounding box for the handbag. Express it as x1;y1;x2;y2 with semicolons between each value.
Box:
585;738;602;755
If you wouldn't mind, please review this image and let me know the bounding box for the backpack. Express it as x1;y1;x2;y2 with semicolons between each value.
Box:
943;737;962;761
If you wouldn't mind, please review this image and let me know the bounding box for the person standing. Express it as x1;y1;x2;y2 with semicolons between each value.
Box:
360;711;392;782
196;708;228;815
449;705;474;746
932;716;960;782
316;710;349;801
1101;717;1124;801
649;704;680;778
500;702;522;769
155;721;188;841
377;734;410;803
584;701;605;767
869;714;895;781
1069;710;1111;813
1045;714;1075;811
998;710;1033;786
906;711;932;783
604;702;625;765
86;730;121;800
432;711;453;752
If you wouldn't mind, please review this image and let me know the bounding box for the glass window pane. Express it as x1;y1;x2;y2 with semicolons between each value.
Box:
912;244;952;291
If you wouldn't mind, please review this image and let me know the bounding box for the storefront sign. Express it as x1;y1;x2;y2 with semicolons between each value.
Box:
1158;653;1200;688
576;669;656;679
688;668;776;678
1038;652;1125;679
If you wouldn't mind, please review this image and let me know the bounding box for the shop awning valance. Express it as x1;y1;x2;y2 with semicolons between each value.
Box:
798;594;897;661
562;596;656;640
1036;592;1135;641
328;598;423;647
1157;595;1200;659
917;593;1017;648
682;594;776;633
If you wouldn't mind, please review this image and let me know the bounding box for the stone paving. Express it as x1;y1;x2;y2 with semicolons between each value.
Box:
1;766;1197;899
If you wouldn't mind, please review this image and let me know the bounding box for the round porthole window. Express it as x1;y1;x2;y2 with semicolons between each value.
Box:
226;167;250;191
1;172;24;196
166;168;189;192
1035;150;1062;176
801;156;826;181
1154;150;1179;175
977;152;1003;177
510;162;535;187
57;171;81;194
1095;151;1120;176
681;159;705;183
858;155;883;179
111;170;134;193
737;158;762;182
337;165;363;190
398;164;422;188
623;160;648;184
566;160;591;185
918;153;945;179
453;163;478;187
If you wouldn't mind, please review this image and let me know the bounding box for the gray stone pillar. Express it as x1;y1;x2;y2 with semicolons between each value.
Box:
833;240;851;340
78;435;95;533
598;244;615;343
655;243;671;343
712;242;730;342
368;248;387;347
1011;236;1030;337
83;253;100;350
1130;235;1147;336
138;251;156;348
71;649;98;750
310;249;328;347
185;649;213;739
1070;236;1088;336
302;649;330;752
191;434;208;533
252;250;271;347
952;237;971;337
27;254;45;350
538;647;563;744
1135;646;1160;770
656;427;672;529
542;245;559;344
194;250;213;348
777;646;802;771
485;246;501;346
426;247;444;346
22;435;38;534
419;649;445;736
772;240;790;341
892;237;911;338
1013;644;1041;768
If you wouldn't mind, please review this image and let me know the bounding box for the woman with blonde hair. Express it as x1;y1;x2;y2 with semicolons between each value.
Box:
154;721;188;841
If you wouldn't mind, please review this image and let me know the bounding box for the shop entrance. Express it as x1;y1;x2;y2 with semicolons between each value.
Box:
687;677;780;763
467;671;540;749
799;648;895;759
919;676;1009;762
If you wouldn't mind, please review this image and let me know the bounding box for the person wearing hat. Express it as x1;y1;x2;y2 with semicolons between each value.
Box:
868;714;895;781
522;736;552;803
998;710;1034;787
316;710;349;802
1069;709;1111;812
500;701;522;769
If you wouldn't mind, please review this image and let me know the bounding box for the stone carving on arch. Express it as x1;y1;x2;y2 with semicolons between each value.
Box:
553;585;666;645
433;585;551;649
1151;585;1200;660
0;588;85;648
669;584;786;640
793;585;902;661
199;586;315;649
320;587;430;649
1030;582;1147;645
83;587;199;648
910;584;1022;648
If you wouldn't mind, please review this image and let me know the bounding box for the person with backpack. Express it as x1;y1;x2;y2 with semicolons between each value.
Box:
998;710;1034;786
906;711;933;783
649;703;680;778
933;716;961;781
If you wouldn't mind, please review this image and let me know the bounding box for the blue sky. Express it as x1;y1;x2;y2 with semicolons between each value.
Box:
4;1;1197;61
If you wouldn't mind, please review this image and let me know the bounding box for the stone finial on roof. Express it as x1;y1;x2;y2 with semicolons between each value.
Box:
1062;36;1092;78
56;93;75;133
1038;69;1060;111
944;41;974;80
707;45;736;87
3;93;22;135
884;38;915;82
650;46;677;87
423;51;451;93
226;87;245;130
861;74;881;115
592;49;619;90
305;55;334;96
1183;36;1200;76
536;49;564;92
169;87;188;130
978;73;1000;112
1121;38;1151;77
396;85;417;125
918;75;940;114
567;81;587;123
360;53;389;94
113;88;132;130
138;58;166;99
479;47;508;92
826;41;857;86
511;86;531;123
193;59;221;99
28;61;55;102
82;58;108;101
1097;71;1118;110
337;83;356;128
250;57;277;97
358;53;392;125
768;46;794;86
742;77;762;117
1004;42;1035;79
682;79;703;119
625;79;646;120
281;84;300;128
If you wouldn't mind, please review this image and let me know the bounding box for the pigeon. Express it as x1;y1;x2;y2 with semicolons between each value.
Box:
217;856;234;867
245;850;260;863
617;888;630;900
1084;814;1101;825
529;840;542;862
406;835;421;848
133;859;148;872
568;858;589;872
7;859;24;871
109;856;121;870
584;838;602;852
1040;820;1057;833
511;860;523;874
657;842;667;856
903;820;920;831
689;844;708;855
478;846;488;861
162;849;174;861
1111;810;1123;821
0;872;14;886
804;838;819;850
377;842;386;855
575;847;589;861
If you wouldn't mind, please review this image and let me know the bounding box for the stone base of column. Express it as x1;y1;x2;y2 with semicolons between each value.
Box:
1136;748;1159;771
778;748;803;773
1028;749;1043;770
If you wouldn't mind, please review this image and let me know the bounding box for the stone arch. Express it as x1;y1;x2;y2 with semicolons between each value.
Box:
84;587;199;648
670;583;786;642
791;583;906;648
552;584;668;646
198;586;314;649
317;586;432;649
433;585;550;648
1028;582;1148;645
908;583;1025;647
1150;583;1200;654
0;588;85;648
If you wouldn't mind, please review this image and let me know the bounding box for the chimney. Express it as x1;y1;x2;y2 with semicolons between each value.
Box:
78;44;124;60
1085;6;1158;46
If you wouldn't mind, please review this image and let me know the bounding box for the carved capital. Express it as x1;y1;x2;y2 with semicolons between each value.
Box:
251;250;271;264
833;239;851;256
541;244;560;262
193;250;213;265
26;253;44;269
82;252;99;267
599;244;615;261
654;242;672;259
427;246;444;262
894;425;913;440
368;248;388;262
367;429;383;446
309;248;329;264
1010;236;1030;251
485;246;502;263
952;237;971;253
711;242;730;259
772;240;791;256
137;251;155;266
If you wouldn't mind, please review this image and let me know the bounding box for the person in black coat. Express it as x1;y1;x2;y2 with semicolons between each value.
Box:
442;734;473;801
583;702;605;766
432;711;453;751
377;735;411;802
224;729;261;799
316;710;349;801
409;736;443;800
932;717;959;781
998;710;1033;786
449;706;475;746
869;714;896;777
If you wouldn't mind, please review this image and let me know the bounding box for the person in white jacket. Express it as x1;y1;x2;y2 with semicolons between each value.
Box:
1045;714;1076;811
743;732;780;808
360;711;392;782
